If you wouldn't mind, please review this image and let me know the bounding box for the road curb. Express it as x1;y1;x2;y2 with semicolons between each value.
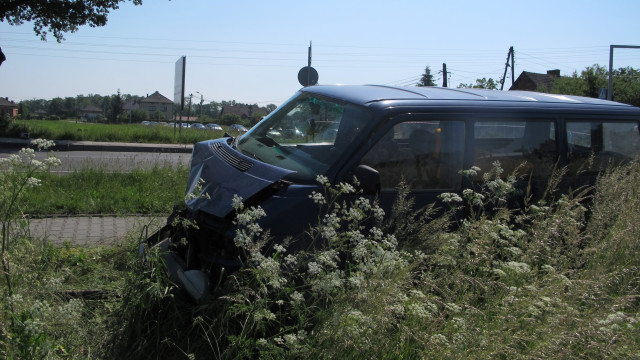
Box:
0;137;194;153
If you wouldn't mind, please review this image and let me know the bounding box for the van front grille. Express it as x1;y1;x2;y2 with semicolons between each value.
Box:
211;142;253;172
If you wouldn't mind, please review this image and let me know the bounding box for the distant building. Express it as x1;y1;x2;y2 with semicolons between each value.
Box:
80;105;104;121
0;97;18;117
139;91;173;120
219;104;269;119
510;70;561;92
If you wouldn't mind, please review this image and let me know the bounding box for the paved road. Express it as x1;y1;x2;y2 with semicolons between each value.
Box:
0;137;193;172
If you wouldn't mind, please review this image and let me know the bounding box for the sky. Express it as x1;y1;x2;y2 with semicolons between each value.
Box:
1;0;639;107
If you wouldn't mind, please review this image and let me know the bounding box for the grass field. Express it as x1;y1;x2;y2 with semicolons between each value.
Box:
21;165;189;216
8;119;231;144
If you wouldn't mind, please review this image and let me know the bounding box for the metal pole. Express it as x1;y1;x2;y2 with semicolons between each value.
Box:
608;45;640;101
608;45;614;101
308;41;312;86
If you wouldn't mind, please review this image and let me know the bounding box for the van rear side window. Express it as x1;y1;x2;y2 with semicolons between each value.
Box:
360;120;465;191
474;120;557;179
567;120;640;174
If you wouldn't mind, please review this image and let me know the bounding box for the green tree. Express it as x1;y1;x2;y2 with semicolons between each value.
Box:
0;0;143;42
265;104;277;113
130;108;148;123
416;66;436;87
63;96;77;118
550;64;640;107
612;66;640;107
17;102;29;119
458;77;499;90
109;90;123;123
220;114;241;126
47;97;65;117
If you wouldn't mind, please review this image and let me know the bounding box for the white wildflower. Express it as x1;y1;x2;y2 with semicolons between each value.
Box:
430;333;449;346
234;231;252;247
25;176;41;188
31;138;55;150
307;261;322;276
309;191;326;204
253;308;276;322
369;227;384;240
503;261;531;275
231;194;243;210
290;291;304;305
43;156;62;167
372;205;385;221
354;197;372;211
407;303;430;319
446;302;462;314
439;192;463;204
315;175;330;186
408;289;426;300
337;182;356;194
348;207;364;221
284;254;297;266
347;274;364;288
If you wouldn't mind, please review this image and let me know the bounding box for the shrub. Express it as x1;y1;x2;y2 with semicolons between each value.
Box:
0;112;12;134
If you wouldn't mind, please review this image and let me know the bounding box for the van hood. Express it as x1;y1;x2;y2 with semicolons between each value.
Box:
185;138;294;218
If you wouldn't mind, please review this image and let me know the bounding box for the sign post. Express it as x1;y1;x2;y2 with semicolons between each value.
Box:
298;41;318;87
174;56;186;135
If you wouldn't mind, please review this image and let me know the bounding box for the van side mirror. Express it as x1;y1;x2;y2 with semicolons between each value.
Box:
350;165;381;195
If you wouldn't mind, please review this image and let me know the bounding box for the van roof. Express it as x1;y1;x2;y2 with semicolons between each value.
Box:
302;85;638;110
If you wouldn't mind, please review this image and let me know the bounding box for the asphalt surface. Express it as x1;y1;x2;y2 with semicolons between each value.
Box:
1;137;191;246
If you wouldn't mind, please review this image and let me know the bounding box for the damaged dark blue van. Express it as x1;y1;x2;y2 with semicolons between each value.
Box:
148;85;640;300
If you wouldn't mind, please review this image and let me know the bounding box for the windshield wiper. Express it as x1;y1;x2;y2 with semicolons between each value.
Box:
241;149;263;162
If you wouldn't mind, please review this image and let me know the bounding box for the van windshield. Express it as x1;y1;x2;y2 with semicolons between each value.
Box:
237;92;371;182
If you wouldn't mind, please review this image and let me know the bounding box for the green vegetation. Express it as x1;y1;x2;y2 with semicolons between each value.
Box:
2;150;639;358
7;120;225;144
551;64;640;106
22;165;189;216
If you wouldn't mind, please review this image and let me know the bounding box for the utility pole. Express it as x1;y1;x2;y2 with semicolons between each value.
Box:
442;63;448;87
510;48;515;88
500;46;515;91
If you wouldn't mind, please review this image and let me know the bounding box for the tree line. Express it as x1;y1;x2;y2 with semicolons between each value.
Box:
16;93;277;126
418;64;640;107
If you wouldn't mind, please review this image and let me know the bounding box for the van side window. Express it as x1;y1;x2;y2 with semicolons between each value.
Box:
474;120;557;179
567;121;640;174
360;121;465;190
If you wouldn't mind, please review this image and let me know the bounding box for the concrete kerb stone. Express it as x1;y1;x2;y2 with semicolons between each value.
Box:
0;137;193;153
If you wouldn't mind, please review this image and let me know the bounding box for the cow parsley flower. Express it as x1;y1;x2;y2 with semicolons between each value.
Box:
290;291;304;305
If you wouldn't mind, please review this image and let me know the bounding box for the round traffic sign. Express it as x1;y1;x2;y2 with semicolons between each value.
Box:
298;66;319;86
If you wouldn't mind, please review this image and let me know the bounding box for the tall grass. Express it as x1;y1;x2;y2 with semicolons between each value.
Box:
1;161;639;358
105;162;640;359
9;120;226;144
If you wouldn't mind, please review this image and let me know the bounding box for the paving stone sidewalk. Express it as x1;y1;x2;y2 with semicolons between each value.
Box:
23;216;166;246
